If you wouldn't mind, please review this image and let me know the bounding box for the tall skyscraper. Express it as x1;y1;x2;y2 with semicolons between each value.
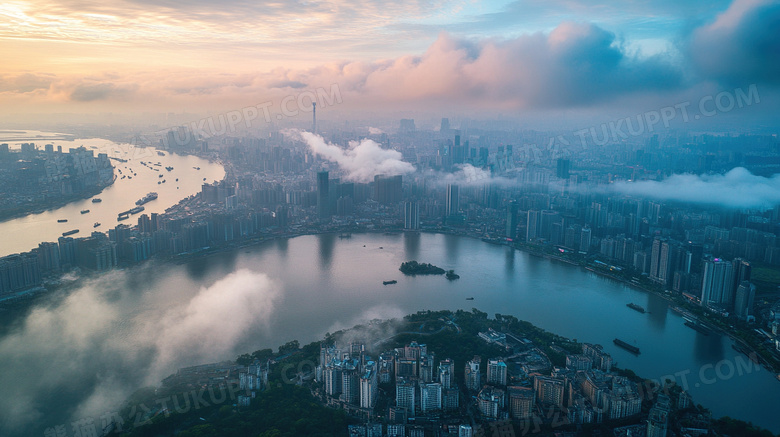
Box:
317;171;330;219
487;359;507;386
312;102;317;134
556;158;570;179
404;201;420;230
464;356;481;391
438;358;455;389
734;281;756;319
526;210;540;242
506;201;518;240
446;184;459;217
374;175;403;205
701;258;734;307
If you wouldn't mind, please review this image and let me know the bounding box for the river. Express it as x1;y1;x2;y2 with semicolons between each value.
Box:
0;134;224;256
0;232;777;436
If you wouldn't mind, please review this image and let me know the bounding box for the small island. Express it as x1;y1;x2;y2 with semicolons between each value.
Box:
445;269;460;280
399;260;446;275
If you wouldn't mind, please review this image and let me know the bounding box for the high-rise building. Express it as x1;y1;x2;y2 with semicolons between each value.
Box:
395;378;416;413
734;281;756;320
534;376;564;407
477;386;504;419
404;201;420;230
374;175;402;205
438;358;455;388
419;382;442;413
317;171;330;219
526;210;540;242
446;184;459;217
506;201;518;240
465;356;481;391
487;359;508;386
579;227;592;252
458;425;473;437
701;258;734;307
556;158;571;179
508;386;535;419
360;362;379;409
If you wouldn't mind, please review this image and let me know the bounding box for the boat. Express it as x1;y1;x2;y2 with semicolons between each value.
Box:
129;206;145;214
175;178;179;182
61;229;79;236
383;280;397;285
135;192;158;205
93;222;100;228
466;297;474;300
613;338;640;354
80;209;90;214
165;166;173;171
626;303;646;313
158;174;163;178
57;219;68;223
92;198;102;203
684;321;711;335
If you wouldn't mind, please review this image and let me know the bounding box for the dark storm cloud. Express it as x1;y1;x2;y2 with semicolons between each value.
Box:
690;0;780;85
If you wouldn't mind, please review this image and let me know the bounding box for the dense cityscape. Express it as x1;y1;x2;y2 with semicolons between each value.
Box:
2;0;780;436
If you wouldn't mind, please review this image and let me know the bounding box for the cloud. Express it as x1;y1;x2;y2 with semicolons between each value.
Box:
689;0;780;85
0;268;280;436
299;131;416;183
0;73;54;93
69;82;136;101
609;167;780;209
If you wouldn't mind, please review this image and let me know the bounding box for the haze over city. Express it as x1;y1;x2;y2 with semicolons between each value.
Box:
1;1;780;437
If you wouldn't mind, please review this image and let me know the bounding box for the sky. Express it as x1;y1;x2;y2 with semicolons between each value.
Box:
0;0;779;121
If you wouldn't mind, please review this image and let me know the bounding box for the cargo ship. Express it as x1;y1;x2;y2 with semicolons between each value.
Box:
62;229;79;236
80;209;90;214
135;192;158;206
383;280;397;285
626;303;646;313
129;206;145;214
57;219;68;223
91;198;102;203
613;338;640;354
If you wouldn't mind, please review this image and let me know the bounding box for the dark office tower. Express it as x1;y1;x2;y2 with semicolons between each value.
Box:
506;201;519;240
452;135;465;164
374;175;402;205
440;118;450;132
37;242;60;272
404;201;420;230
274;205;288;228
734;281;756;320
312;102;317;134
732;258;751;299
526;210;540;242
446;184;459;216
317;171;330;219
540;210;560;241
556;158;570;179
701;258;734;307
399;119;416;132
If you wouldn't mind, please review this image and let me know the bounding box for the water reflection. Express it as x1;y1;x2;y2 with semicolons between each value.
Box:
403;232;420;260
645;294;668;331
693;329;725;364
505;247;515;276
318;233;336;269
443;234;460;263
